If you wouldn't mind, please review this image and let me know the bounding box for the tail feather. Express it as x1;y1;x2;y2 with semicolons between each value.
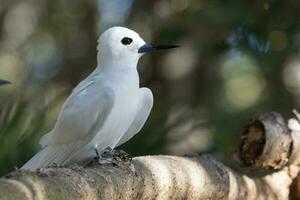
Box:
21;144;79;170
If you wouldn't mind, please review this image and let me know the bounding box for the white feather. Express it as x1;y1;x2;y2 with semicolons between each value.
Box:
117;88;153;146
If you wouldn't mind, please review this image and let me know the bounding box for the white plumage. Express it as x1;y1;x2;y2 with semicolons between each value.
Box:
22;26;177;170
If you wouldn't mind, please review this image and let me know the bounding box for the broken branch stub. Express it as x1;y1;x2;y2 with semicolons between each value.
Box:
237;112;292;170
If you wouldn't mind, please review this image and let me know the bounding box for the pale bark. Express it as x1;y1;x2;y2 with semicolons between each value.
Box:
1;112;300;200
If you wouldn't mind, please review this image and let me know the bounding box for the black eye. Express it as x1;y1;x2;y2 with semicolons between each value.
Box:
121;37;133;45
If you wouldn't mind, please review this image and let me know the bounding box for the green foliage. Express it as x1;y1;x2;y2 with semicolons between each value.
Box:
0;98;49;174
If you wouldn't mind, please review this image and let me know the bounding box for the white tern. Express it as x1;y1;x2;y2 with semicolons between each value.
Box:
21;26;179;170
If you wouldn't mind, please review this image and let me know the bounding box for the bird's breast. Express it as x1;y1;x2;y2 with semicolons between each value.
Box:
90;86;140;147
102;68;140;88
86;69;141;148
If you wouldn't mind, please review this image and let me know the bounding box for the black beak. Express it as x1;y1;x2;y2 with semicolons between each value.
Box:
0;80;10;86
138;44;180;53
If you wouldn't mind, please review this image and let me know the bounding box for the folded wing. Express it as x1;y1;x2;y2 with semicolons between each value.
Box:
116;88;153;146
41;82;115;147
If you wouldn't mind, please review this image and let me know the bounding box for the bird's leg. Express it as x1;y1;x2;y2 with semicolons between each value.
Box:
94;146;114;164
94;148;101;161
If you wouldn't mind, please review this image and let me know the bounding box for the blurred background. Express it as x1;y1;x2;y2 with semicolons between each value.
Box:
0;0;299;175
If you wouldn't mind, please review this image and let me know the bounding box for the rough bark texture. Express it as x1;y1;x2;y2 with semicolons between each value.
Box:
0;155;298;200
236;112;292;170
1;112;300;200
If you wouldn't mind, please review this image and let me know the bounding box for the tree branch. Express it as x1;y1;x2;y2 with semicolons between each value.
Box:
1;112;300;200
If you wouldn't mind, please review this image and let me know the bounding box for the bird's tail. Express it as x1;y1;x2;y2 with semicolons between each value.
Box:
21;144;79;171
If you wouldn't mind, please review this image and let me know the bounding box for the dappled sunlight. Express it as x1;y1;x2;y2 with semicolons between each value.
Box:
153;1;172;19
0;51;25;90
144;158;173;198
170;0;190;12
177;157;206;191
283;57;300;95
97;0;134;30
166;105;212;154
221;53;266;111
139;156;212;198
24;33;62;80
168;127;212;154
161;42;197;81
3;2;38;49
57;0;86;20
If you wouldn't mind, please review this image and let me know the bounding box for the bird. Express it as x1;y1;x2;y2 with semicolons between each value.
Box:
21;26;179;170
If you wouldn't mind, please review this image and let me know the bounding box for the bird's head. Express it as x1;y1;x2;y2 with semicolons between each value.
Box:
97;26;179;69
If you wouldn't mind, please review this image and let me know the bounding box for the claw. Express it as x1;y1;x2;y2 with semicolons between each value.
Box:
97;157;113;165
113;149;132;163
46;163;65;168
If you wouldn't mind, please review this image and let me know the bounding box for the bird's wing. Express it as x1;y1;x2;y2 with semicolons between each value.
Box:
71;69;99;95
41;82;115;146
116;88;153;146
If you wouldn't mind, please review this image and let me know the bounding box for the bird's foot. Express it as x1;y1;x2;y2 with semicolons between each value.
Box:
47;163;65;168
101;147;114;158
112;149;132;163
97;157;113;165
93;147;132;166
